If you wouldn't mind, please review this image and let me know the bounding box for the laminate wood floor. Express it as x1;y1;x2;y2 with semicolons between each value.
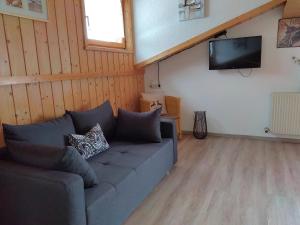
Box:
124;135;300;225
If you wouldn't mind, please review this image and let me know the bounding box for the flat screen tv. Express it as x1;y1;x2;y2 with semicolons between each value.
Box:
209;36;262;70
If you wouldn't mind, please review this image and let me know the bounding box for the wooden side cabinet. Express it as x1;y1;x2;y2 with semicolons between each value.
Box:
140;95;182;139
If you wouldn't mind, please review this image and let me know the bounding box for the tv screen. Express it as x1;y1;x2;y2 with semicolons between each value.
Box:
209;36;262;70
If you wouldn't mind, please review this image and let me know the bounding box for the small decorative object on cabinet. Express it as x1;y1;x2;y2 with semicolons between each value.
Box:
140;94;182;139
193;111;207;139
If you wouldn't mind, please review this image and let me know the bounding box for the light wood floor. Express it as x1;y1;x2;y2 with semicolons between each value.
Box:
124;135;300;225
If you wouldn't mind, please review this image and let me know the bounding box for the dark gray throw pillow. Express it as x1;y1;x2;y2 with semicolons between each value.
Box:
6;141;99;188
115;108;162;143
67;100;116;140
69;124;110;159
3;114;75;148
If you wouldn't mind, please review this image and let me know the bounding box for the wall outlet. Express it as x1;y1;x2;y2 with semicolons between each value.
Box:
149;80;161;89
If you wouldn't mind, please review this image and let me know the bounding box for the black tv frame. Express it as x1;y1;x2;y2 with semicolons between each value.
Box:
209;36;262;70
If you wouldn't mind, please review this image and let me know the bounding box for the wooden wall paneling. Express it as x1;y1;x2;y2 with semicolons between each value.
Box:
124;54;134;111
118;53;127;109
120;75;128;110
55;0;74;111
131;54;139;111
131;75;137;111
95;52;103;74
94;52;104;105
122;54;129;110
107;52;117;113
3;15;31;125
20;18;44;123
87;51;98;108
95;78;104;105
113;53;122;110
33;21;56;120
129;53;135;70
79;76;90;110
0;15;10;77
119;53;126;72
46;0;65;117
65;0;83;111
0;71;144;86
0;0;144;147
138;73;145;94
0;14;16;146
129;54;139;111
101;52;111;103
102;75;110;105
0;87;15;146
74;0;90;110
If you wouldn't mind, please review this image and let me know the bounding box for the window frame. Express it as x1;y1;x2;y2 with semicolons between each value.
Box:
81;0;133;53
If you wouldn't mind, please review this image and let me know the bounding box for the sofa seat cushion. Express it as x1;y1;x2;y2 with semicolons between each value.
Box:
88;160;136;191
85;139;174;225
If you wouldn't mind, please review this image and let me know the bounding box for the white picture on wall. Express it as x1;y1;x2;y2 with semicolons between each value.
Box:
179;0;205;21
0;0;48;21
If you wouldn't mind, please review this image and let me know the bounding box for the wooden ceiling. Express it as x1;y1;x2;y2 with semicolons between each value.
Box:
135;0;287;69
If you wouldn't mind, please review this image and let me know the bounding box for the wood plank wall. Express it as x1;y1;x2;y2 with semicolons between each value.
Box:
0;0;144;147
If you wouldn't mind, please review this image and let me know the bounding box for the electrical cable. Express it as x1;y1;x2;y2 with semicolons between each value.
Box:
238;68;253;78
157;62;161;88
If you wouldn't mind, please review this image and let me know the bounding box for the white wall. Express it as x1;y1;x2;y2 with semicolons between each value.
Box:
133;0;269;63
144;7;300;137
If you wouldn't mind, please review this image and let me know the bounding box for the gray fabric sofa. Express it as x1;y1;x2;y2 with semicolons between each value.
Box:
0;118;177;225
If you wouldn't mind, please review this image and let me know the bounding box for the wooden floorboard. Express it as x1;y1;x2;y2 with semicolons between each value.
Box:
124;135;300;225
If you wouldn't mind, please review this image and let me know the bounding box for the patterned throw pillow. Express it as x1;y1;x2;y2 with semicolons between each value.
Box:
68;124;109;159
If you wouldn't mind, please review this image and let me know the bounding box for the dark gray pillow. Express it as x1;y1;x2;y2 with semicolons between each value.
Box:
3;114;75;148
6;141;99;188
67;100;116;140
69;124;110;159
115;108;162;143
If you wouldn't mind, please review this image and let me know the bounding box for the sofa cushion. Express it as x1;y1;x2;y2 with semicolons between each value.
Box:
3;114;75;147
85;139;174;225
115;108;162;143
6;141;99;188
67;101;116;140
69;124;110;159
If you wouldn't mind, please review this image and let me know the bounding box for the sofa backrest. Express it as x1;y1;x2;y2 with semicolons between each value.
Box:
2;114;75;148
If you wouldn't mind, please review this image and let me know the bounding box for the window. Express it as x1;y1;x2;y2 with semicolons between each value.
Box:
82;0;126;50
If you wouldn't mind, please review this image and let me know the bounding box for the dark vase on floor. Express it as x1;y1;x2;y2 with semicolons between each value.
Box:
193;111;207;139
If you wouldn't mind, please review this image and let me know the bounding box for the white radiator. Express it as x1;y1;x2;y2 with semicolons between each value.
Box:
271;92;300;136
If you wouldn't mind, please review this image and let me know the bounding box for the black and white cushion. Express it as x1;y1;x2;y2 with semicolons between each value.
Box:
69;124;109;159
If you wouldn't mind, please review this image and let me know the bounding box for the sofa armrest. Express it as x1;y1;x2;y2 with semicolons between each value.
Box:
0;160;86;225
160;118;178;163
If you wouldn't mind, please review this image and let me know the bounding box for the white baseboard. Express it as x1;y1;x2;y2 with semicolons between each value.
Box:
182;131;300;143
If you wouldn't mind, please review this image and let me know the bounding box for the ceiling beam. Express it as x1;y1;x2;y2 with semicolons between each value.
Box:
283;0;300;18
135;0;287;68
